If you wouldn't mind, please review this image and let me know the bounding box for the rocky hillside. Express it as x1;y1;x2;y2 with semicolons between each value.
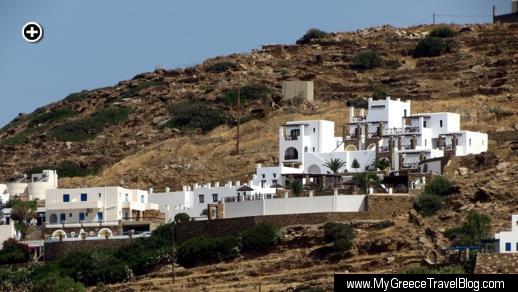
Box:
0;23;516;192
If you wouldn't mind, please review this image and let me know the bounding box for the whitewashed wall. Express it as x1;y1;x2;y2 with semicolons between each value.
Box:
224;195;366;219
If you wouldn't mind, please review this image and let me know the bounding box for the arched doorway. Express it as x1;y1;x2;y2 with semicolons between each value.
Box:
307;164;321;174
345;144;357;151
98;228;113;238
52;229;66;239
367;143;376;151
284;147;299;160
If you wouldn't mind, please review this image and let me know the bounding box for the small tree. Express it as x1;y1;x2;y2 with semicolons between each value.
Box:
424;176;451;197
352;172;379;194
351;51;383;69
200;209;208;216
414;194;443;217
7;199;37;237
290;180;304;197
174;213;190;223
445;212;491;246
322;222;355;251
297;28;329;44
375;158;390;172
351;158;361;172
0;239;31;264
240;223;278;253
429;26;458;38
413;36;448;58
324;158;346;174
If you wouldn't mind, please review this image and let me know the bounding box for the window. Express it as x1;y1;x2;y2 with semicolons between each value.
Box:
125;193;129;202
97;212;103;221
79;212;85;221
272;179;278;185
469;138;471;146
212;193;218;202
199;194;205;203
60;213;66;223
425;139;427;147
304;146;308;153
273;173;276;178
140;195;144;203
313;128;316;133
69;213;72;217
63;194;70;202
423;121;427;128
516;242;518;251
506;242;512;251
98;193;101;198
262;174;265;179
439;120;443;127
312;147;315;152
80;193;87;201
404;109;407;117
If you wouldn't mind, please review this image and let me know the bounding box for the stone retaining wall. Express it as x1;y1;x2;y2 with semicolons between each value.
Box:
475;253;518;274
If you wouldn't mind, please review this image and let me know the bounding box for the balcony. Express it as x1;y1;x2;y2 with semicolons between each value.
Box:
401;162;419;170
399;144;414;150
352;115;366;122
284;134;299;141
46;200;103;210
378;146;390;152
404;126;420;133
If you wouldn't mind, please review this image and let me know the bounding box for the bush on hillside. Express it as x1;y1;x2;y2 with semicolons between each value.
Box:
174;213;190;223
413;36;448;58
26;161;101;178
445;211;491;246
49;107;131;141
240;223;278;253
166;101;226;132
297;28;329;44
32;271;86;292
205;61;238;73
0;268;32;291
115;236;171;275
424;176;452;197
28;106;76;127
414;193;443;217
429;26;458;38
0;239;31;265
322;222;354;251
0;132;28;146
351;51;383;69
221;84;272;105
177;236;237;268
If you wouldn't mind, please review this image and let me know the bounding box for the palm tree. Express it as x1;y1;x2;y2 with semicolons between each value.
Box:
324;158;346;174
290;180;304;197
352;172;380;194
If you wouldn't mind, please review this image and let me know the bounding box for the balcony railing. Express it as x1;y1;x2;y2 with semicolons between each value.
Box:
399;144;414;150
344;134;357;140
378;146;390;152
352;116;366;122
401;162;419;169
224;193;278;202
284;135;299;141
404;126;420;133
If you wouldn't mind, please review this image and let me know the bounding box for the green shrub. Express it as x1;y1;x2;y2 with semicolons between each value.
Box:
375;158;390;171
115;237;171;275
222;84;272;105
351;51;383;69
240;223;278;253
413;36;448;58
297;28;329;44
372;86;388;99
0;268;32;291
177;236;237;268
26;161;100;178
0;239;31;265
58;251;131;286
32;271;86;292
174;213;190;223
0;132;28;146
49;107;131;141
28;106;76;127
290;180;304;196
429;26;458;38
424;176;451;197
323;222;354;251
166;101;226;132
414;193;443;216
445;211;491;246
206;61;238;73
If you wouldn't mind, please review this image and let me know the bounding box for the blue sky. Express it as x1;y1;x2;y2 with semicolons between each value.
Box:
0;0;511;127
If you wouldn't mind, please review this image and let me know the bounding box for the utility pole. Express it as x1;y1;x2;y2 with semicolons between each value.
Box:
236;81;241;155
433;12;436;25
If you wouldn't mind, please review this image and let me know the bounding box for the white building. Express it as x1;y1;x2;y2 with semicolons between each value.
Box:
150;180;277;222
45;186;160;238
1;170;58;201
495;215;518;253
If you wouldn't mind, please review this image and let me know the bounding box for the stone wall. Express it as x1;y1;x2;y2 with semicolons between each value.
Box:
176;194;414;243
44;238;134;261
475;253;518;274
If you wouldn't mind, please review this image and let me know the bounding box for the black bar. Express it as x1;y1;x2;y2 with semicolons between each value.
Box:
334;274;516;292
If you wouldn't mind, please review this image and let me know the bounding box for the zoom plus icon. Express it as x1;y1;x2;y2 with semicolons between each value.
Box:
22;22;44;43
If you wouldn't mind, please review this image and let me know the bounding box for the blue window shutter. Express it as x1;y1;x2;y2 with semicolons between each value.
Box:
81;193;87;201
506;242;512;251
